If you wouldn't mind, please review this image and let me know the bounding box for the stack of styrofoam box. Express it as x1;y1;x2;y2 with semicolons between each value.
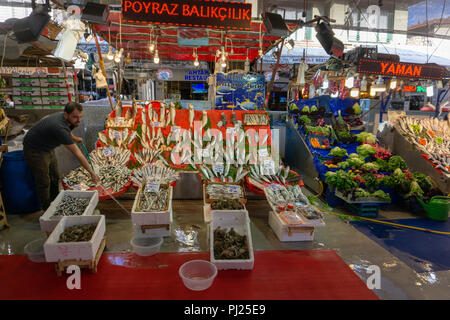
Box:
131;185;173;238
264;188;325;242
202;182;247;223
41;73;70;110
11;72;42;109
210;210;254;270
44;215;106;263
39;190;99;234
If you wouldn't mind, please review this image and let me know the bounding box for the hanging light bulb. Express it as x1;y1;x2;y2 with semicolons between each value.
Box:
426;81;434;97
194;56;199;67
390;77;397;90
350;87;360;98
370;86;376;96
221;60;227;68
107;47;114;61
322;73;329;89
114;48;122;63
345;71;354;88
149;42;155;53
153;49;160;64
125;52;132;64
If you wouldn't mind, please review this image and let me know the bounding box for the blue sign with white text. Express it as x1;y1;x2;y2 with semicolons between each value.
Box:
215;73;265;110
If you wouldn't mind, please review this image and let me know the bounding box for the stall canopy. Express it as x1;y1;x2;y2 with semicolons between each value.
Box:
91;11;297;63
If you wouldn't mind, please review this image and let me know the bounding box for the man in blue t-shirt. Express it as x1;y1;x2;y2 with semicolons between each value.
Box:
23;102;100;210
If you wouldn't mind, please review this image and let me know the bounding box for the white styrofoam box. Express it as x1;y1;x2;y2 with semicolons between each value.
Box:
204;203;248;223
268;211;315;242
44;215;106;262
210;210;254;270
131;186;173;225
133;223;171;238
40;190;99;233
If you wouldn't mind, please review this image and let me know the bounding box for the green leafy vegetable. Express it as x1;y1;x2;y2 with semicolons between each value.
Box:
353;103;362;114
311;105;318;112
362;162;380;172
302;106;310;113
325;170;358;191
329;147;348;157
356;132;376;144
412;172;433;193
299;115;311;124
388;155;407;171
357;144;376;158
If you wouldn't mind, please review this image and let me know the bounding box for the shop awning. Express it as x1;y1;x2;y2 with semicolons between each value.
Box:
91;11;297;63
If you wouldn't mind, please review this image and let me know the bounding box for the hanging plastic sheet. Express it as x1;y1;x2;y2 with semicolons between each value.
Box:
329;97;359;116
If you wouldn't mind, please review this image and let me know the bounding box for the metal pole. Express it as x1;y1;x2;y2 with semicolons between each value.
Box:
92;27;114;111
264;41;283;110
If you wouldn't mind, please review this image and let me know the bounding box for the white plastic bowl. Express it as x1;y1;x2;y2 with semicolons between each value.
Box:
130;236;163;256
179;260;218;291
24;237;47;263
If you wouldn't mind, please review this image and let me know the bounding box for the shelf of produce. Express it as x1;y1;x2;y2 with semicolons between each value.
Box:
382;127;450;194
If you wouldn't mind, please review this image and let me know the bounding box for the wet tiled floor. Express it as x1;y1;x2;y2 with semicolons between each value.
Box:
1;191;449;300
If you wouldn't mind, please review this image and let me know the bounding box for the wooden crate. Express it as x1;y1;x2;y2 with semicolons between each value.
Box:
55;237;106;276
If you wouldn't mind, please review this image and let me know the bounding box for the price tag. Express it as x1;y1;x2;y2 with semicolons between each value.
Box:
116;117;125;123
226;127;236;137
103;147;113;157
153;121;160;128
227;185;241;194
261;159;275;175
145;182;160;193
270;183;283;191
213;164;224;175
113;131;121;139
73;183;89;191
171;126;180;133
259;148;269;157
436;137;443;144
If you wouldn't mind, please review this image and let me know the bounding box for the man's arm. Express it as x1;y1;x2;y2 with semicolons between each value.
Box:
64;144;100;183
71;132;83;144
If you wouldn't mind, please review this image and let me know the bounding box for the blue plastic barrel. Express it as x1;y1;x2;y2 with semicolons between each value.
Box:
0;150;40;213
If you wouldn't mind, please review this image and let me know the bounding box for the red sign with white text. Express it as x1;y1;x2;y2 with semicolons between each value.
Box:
357;59;447;80
121;0;252;30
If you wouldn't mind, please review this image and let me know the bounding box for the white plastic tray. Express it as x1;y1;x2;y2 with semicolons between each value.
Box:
210;210;254;270
131;186;173;225
44;215;105;262
39;190;99;233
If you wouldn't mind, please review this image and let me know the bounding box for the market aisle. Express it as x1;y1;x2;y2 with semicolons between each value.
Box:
0;250;378;300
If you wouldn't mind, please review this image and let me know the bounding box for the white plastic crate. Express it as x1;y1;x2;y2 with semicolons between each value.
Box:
44;215;106;262
39;190;99;233
210;210;254;270
268;211;315;242
131;186;173;225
